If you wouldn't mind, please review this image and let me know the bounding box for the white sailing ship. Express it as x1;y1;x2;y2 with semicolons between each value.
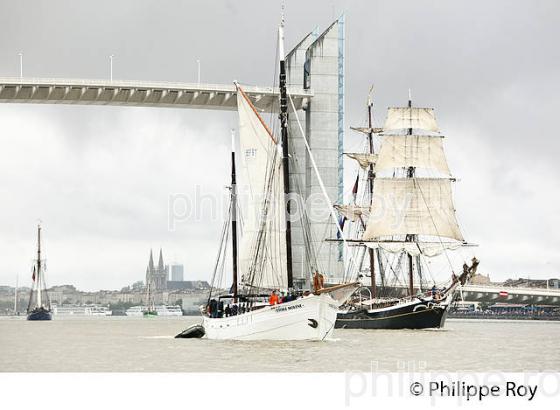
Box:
180;20;358;341
27;223;52;321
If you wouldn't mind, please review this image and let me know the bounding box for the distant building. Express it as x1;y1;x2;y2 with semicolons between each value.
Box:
145;248;169;291
170;264;184;282
503;277;560;289
470;273;492;285
167;280;210;291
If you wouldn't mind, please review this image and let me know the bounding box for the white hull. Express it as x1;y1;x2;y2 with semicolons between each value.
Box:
126;305;183;316
53;306;112;316
203;293;339;341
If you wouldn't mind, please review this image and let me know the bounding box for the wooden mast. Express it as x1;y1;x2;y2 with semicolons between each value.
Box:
366;94;377;299
406;93;415;297
278;20;294;289
36;224;42;307
230;129;239;302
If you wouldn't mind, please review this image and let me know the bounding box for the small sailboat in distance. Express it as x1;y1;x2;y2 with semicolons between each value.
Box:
27;223;52;321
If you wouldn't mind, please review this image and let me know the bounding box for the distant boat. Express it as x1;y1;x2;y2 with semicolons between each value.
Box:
26;224;52;321
52;305;113;316
126;305;182;317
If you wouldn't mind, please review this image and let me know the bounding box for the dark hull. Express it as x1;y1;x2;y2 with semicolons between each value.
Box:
175;324;205;339
336;299;449;330
27;309;52;321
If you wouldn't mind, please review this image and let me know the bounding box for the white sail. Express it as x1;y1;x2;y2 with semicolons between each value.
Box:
344;152;378;170
384;107;439;132
376;135;450;175
334;204;369;222
363;178;464;242
236;87;287;290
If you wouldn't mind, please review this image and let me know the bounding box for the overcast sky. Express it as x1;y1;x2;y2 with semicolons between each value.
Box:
0;0;558;290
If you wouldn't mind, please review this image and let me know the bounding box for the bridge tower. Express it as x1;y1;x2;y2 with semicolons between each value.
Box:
286;16;346;288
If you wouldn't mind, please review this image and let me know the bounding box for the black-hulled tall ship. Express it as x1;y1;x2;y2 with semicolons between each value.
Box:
27;224;52;321
334;91;478;330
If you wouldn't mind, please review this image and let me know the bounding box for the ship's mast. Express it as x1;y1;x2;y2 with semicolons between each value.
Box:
36;224;42;307
230;129;239;302
145;273;150;308
278;19;294;289
145;252;153;311
366;94;377;299
14;275;18;313
406;91;415;297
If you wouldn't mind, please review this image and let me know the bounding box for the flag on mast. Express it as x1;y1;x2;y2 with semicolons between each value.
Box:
32;266;36;282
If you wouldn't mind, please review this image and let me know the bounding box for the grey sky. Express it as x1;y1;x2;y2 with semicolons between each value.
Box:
0;0;558;290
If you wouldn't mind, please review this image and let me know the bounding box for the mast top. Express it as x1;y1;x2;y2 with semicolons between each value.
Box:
367;84;374;108
278;6;286;62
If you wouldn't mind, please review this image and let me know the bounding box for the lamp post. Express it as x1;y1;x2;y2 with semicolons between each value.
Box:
18;52;23;78
109;54;114;81
196;59;200;84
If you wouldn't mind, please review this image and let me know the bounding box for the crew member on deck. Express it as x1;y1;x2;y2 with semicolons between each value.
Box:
313;270;325;293
269;290;279;305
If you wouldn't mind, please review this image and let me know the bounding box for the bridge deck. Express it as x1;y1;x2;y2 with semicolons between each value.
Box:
460;284;560;305
0;77;312;111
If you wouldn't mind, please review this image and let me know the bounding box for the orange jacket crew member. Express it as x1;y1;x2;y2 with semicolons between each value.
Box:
269;291;279;305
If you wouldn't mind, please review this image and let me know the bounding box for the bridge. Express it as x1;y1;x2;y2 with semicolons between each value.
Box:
359;283;560;306
0;17;349;287
458;284;560;306
0;77;312;111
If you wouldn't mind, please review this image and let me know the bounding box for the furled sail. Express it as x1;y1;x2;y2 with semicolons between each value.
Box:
364;241;463;257
236;86;287;290
334;204;370;222
363;178;464;242
350;126;384;134
383;107;439;132
375;135;450;175
344;152;378;170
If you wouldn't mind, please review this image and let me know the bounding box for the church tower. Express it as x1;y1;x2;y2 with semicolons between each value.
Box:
145;249;155;290
145;248;168;291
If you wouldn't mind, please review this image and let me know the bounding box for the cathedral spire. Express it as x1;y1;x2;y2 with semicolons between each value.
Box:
158;248;164;271
148;249;155;271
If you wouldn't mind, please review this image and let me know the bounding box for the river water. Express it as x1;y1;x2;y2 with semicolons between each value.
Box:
1;316;559;372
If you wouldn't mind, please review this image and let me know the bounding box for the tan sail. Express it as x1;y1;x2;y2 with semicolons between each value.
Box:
334;204;370;222
384;107;439;132
344;152;378;170
350;126;384;134
363;177;464;242
375;134;450;175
